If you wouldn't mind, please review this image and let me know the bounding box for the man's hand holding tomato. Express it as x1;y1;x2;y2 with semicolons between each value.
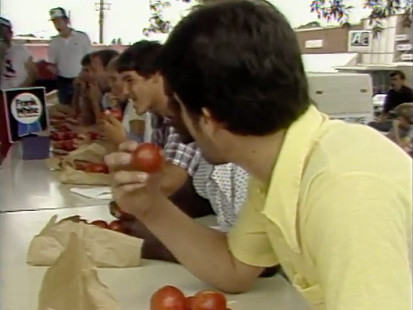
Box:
102;111;128;146
105;141;165;219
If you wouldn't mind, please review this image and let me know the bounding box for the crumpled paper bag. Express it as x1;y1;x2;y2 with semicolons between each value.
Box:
62;143;107;168
37;233;120;310
59;166;110;185
28;215;144;268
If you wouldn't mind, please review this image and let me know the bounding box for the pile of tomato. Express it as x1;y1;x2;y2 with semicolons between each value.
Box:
151;286;231;310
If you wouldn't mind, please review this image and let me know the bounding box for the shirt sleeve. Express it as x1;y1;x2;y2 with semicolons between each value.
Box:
228;179;279;267
81;33;93;55
163;128;201;176
305;174;412;310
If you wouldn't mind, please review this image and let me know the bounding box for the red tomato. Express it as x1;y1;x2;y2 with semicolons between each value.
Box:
109;108;123;121
50;132;60;141
90;220;108;229
150;286;186;310
51;132;67;141
74;160;90;171
56;125;71;132
185;296;195;310
108;220;124;233
88;132;100;140
62;141;76;152
192;291;227;310
84;163;109;174
64;132;77;140
131;143;163;173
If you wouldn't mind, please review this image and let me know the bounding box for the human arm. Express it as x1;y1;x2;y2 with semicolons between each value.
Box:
305;175;412;310
102;112;128;146
82;33;93;56
105;141;272;293
18;56;37;87
86;81;103;122
160;130;201;196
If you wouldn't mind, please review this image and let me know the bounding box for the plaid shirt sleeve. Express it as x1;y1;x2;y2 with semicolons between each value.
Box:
163;126;201;177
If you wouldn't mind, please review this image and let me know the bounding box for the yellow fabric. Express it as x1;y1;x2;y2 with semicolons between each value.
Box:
228;105;412;310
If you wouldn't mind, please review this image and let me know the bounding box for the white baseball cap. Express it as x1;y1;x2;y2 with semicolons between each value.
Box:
49;7;68;20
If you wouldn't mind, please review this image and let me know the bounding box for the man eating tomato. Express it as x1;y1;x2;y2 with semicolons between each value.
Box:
106;1;412;309
114;41;204;199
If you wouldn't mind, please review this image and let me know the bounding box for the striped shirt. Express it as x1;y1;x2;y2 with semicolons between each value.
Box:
151;114;200;176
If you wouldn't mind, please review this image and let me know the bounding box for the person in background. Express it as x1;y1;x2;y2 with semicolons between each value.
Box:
81;49;119;121
387;102;413;155
0;17;37;89
106;1;412;309
115;40;201;197
102;57;147;145
381;70;413;120
48;7;92;105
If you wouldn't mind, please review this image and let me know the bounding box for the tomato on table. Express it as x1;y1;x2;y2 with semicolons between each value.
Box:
192;290;227;310
150;285;186;310
90;220;108;229
108;220;124;233
84;163;109;174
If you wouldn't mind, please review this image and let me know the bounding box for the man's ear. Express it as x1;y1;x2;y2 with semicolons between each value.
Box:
150;72;162;84
200;107;222;136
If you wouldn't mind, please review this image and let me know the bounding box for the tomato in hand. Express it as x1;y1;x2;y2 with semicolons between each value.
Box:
108;220;124;233
131;143;163;173
150;286;186;310
90;220;108;229
109;108;123;121
192;291;227;310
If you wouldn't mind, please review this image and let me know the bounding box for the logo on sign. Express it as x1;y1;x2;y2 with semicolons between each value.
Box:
11;92;43;125
350;31;370;47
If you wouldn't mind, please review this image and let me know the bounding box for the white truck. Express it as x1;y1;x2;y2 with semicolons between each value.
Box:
307;72;374;124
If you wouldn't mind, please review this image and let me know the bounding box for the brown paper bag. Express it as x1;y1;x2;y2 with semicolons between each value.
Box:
58;143;113;185
28;215;144;267
37;233;120;310
59;166;110;185
62;143;107;167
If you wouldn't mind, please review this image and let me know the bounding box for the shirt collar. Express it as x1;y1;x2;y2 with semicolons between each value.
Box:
261;105;327;253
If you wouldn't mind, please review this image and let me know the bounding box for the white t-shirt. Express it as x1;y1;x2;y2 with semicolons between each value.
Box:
48;30;92;78
1;44;31;90
121;100;145;132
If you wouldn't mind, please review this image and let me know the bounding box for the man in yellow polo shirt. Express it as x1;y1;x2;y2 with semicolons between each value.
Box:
105;0;412;309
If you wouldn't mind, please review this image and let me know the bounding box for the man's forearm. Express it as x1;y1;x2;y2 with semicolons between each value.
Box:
160;162;189;196
136;196;263;293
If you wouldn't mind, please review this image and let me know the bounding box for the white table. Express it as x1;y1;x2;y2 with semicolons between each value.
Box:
0;206;310;310
0;144;110;212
